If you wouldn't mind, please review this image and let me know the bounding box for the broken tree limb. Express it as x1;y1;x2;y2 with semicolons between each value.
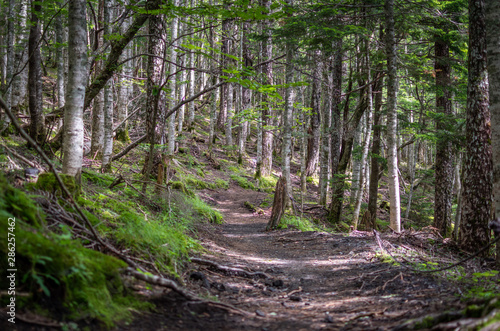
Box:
112;134;148;161
191;257;270;279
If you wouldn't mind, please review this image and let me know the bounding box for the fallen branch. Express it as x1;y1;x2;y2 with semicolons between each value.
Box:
112;134;148;161
126;267;197;300
126;268;252;316
1;143;41;170
191;257;270;279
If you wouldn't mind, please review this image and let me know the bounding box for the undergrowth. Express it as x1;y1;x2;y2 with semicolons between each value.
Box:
0;174;149;328
277;215;323;232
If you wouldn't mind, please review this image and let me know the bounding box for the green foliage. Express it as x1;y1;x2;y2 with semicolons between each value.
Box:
258;175;278;193
277;215;322;232
186;196;224;224
0;175;147;327
36;173;81;198
230;174;256;190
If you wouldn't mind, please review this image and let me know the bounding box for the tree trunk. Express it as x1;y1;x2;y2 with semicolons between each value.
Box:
305;51;323;176
116;16;133;143
319;56;333;206
62;0;88;180
282;23;295;203
168;0;180;155
485;0;500;264
12;0;29;108
353;46;373;228
385;0;401;232
28;0;45;145
261;0;274;177
367;43;384;228
101;0;114;172
55;0;65;108
460;0;492;253
142;14;166;192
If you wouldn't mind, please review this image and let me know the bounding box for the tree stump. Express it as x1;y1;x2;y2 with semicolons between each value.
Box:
266;176;286;230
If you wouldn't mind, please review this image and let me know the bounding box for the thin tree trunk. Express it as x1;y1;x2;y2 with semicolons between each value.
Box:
12;0;29;108
55;0;65;108
62;0;88;180
367;68;384;229
101;0;114;172
116;16;133;142
352;45;373;228
168;0;180;155
261;0;274;177
454;155;462;240
385;0;401;232
28;0;44;145
319;56;333;206
305;51;323;176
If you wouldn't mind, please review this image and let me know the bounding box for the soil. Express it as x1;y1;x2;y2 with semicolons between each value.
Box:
120;179;464;330
1;147;470;331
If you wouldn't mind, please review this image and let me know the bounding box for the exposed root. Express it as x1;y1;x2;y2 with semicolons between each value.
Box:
191;257;271;279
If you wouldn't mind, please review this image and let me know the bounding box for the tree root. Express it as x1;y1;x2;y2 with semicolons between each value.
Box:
125;268;252;317
191;257;271;279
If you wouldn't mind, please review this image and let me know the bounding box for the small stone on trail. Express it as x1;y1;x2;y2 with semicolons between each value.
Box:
272;279;284;287
256;310;266;317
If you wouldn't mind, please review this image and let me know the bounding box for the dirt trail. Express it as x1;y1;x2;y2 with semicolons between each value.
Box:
161;184;463;331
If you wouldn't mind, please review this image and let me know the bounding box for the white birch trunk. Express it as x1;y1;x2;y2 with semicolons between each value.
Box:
385;0;401;232
168;0;180;155
101;0;114;171
62;0;88;179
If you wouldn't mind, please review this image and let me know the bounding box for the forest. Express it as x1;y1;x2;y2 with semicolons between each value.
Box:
1;0;500;329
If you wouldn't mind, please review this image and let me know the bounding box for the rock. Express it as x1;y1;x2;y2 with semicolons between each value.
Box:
255;310;266;317
272;279;284;287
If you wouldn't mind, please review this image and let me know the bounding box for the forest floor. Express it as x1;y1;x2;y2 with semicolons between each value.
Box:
119;150;471;331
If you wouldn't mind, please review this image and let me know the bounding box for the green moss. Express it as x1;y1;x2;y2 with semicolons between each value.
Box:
171;181;195;197
277;215;322;232
214;178;229;189
116;129;131;143
230;174;256;190
186;196;223;224
36;173;81;198
0;175;146;327
258;175;278;193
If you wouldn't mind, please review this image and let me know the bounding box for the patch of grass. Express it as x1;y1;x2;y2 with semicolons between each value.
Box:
215;178;229;190
258;175;278;193
187;195;223;224
277;215;322;232
230;174;256;190
0;175;149;327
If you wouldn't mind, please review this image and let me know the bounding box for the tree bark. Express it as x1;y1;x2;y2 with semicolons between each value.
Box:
261;0;274;177
305;51;323;176
460;0;492;254
486;0;500;265
62;0;88;180
28;0;45;145
385;0;401;232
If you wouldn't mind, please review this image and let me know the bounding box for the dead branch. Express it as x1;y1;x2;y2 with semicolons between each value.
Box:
126;267;197;300
1;143;41;170
191;257;270;279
